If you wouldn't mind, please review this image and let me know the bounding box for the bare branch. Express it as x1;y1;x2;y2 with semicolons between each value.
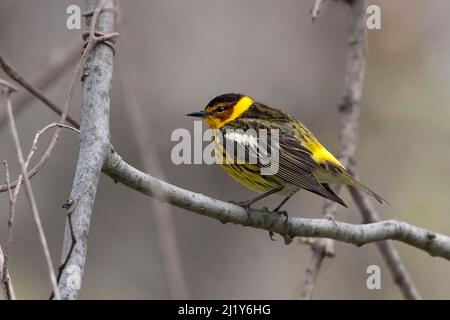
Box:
302;0;420;300
1;80;60;299
311;0;326;21
57;0;117;299
0;0;433;300
0;245;16;300
339;0;421;300
0;2;118;196
117;67;188;299
349;186;422;299
299;237;333;299
301;0;367;299
102;150;450;261
0;49;79;128
0;161;16;300
300;199;340;298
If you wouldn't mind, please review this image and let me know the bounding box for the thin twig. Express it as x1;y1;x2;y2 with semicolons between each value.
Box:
2;160;15;280
1;123;78;299
1;122;79;293
311;0;326;21
0;161;16;300
1;80;61;299
0;3;118;195
25;123;80;169
0;49;79;128
49;195;81;300
0;38;81;130
349;185;421;299
0;245;16;300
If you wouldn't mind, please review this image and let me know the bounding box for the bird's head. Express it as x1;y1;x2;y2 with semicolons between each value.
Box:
186;93;254;129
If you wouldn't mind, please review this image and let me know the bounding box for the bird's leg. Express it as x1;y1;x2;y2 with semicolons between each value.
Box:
272;195;293;222
229;187;283;224
229;186;283;209
267;194;293;240
273;195;292;212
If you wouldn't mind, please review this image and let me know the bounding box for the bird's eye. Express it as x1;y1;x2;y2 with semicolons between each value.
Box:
216;106;226;113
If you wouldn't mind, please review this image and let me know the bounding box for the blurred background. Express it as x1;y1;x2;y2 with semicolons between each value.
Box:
1;0;450;299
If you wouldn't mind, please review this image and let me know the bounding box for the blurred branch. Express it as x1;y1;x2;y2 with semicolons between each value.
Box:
0;47;80;128
0;244;15;300
299;237;333;299
103;149;450;261
349;185;422;299
301;0;421;300
310;0;326;21
57;0;117;299
118;67;189;299
1;159;16;300
1;79;60;299
0;7;117;197
1;121;79;299
0;0;432;300
0;46;85;193
301;0;366;300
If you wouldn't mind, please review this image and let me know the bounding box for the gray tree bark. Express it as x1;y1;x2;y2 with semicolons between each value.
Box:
57;0;115;299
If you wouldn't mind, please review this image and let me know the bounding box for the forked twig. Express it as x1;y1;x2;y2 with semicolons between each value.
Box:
0;50;79;128
0;2;118;195
57;0;119;299
1;79;61;299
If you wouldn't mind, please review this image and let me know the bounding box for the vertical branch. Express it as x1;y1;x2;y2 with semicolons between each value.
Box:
1;160;17;300
1;80;60;299
299;238;330;299
349;185;421;299
0;49;80;128
300;0;367;299
301;0;421;300
57;0;116;299
117;69;189;299
311;0;326;21
0;39;81;130
341;0;421;300
0;243;16;300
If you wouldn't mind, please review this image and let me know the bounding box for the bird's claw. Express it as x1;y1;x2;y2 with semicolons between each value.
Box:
229;200;252;225
229;200;252;209
272;210;289;224
267;210;288;240
269;231;276;241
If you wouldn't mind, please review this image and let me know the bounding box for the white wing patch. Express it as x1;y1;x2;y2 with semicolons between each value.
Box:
224;131;259;148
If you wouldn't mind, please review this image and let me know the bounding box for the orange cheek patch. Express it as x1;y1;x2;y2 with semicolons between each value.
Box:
203;96;254;129
217;109;233;120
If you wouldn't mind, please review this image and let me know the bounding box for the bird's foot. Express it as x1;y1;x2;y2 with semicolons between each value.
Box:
229;199;253;209
272;209;289;224
260;207;288;240
269;231;276;241
229;200;252;225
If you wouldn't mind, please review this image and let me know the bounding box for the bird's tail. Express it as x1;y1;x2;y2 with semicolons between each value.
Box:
344;174;390;205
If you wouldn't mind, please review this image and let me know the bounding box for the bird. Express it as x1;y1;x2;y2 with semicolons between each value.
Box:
186;93;386;215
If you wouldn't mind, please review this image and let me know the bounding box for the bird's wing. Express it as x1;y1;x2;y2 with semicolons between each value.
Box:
220;120;347;206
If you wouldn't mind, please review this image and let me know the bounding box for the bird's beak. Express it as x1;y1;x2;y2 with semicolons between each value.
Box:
186;110;207;118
